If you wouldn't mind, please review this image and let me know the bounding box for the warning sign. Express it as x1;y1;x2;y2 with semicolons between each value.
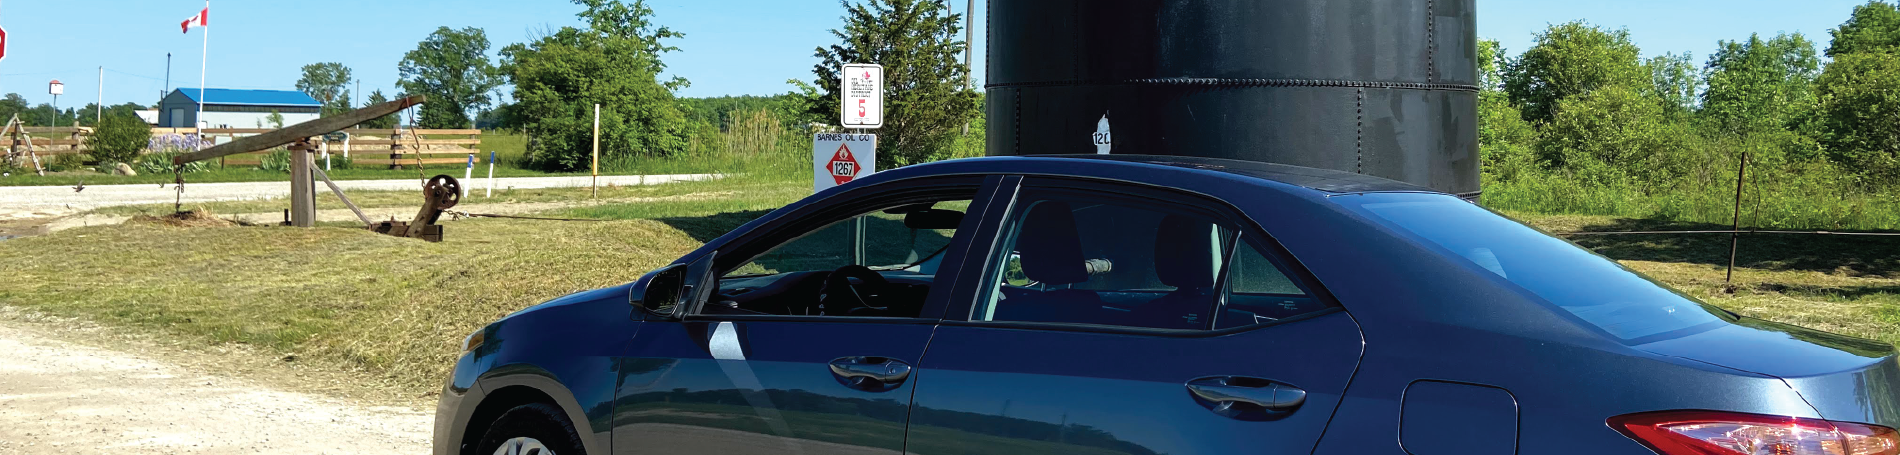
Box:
813;133;877;192
841;63;883;128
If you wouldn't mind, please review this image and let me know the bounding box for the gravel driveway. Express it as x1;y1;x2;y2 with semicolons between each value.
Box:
0;174;716;219
0;320;432;454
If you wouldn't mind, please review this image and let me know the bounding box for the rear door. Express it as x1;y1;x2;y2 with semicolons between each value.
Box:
905;178;1364;455
611;176;1006;455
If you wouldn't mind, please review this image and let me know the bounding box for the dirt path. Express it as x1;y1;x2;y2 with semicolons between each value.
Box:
0;173;716;220
0;319;432;454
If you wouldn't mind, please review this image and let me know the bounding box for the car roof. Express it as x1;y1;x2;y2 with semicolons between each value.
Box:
972;155;1440;195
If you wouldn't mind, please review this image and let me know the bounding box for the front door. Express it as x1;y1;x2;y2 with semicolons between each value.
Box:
905;179;1364;454
612;177;996;455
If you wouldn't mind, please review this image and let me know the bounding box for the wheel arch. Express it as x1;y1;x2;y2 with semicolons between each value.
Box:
465;368;606;455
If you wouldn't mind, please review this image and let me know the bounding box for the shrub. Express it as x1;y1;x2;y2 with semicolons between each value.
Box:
134;152;211;175
86;114;152;164
259;149;292;173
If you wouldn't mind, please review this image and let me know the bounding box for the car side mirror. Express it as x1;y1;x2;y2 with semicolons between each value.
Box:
904;209;964;230
635;264;687;319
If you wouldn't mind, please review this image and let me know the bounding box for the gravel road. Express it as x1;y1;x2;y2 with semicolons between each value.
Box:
0;320;432;454
0;174;715;219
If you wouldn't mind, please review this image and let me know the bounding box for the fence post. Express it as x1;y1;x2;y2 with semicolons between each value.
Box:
389;128;405;170
1725;152;1750;284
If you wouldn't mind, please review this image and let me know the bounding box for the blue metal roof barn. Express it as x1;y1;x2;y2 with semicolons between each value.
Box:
158;88;323;129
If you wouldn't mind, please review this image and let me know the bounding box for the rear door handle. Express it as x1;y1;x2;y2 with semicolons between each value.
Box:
1186;376;1306;413
829;356;913;388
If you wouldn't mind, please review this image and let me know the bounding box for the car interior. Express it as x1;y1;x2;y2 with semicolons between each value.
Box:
986;198;1329;330
702;201;966;318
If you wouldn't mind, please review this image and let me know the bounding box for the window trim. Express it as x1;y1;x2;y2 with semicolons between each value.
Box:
944;176;1344;337
683;174;1008;322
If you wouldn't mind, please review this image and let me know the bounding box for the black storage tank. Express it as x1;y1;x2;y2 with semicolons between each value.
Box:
986;0;1481;197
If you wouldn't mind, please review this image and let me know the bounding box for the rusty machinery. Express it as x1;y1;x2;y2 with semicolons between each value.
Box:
169;95;464;242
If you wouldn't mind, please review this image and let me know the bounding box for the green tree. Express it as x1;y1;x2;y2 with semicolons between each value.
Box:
805;0;981;167
1701;33;1822;162
1828;1;1900;57
1503;21;1648;124
0;94;28;124
1538;85;1691;185
1478;39;1538;182
85;114;151;164
502;0;691;170
400;26;503;129
70;102;149;127
296;62;354;115
1645;52;1701;115
360;90;399;129
1816;52;1900;186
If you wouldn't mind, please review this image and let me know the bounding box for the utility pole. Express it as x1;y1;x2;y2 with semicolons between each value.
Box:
96;67;103;124
165;53;171;98
962;0;975;136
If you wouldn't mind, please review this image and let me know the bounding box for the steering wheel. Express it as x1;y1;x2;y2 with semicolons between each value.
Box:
819;265;892;316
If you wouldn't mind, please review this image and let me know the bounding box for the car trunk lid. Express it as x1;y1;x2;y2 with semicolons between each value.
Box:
1637;316;1900;427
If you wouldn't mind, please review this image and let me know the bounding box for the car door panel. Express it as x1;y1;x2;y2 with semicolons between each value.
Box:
613;319;933;455
906;312;1362;455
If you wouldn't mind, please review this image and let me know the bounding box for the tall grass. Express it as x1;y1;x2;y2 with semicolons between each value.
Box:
1485;162;1900;231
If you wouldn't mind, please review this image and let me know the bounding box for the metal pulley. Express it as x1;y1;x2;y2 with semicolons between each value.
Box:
370;174;461;242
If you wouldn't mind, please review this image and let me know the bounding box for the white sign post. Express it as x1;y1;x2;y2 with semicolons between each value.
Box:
841;63;883;129
813;133;877;192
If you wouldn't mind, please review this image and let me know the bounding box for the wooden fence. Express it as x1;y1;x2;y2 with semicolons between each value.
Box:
7;126;483;170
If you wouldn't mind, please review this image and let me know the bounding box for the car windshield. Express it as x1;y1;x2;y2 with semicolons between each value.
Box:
1340;193;1731;343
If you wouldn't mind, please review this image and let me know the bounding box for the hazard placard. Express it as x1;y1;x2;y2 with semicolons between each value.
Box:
840;63;883;129
813;133;877;192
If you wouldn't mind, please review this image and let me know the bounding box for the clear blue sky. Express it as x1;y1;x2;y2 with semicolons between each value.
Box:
0;0;1875;109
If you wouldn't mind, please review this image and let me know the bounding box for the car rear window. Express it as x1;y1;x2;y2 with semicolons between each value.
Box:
1341;193;1729;343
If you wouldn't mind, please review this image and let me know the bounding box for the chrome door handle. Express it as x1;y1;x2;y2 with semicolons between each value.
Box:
829;357;913;387
1186;377;1306;412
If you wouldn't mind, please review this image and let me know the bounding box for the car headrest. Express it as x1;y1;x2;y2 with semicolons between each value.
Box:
1155;214;1217;289
1016;202;1090;285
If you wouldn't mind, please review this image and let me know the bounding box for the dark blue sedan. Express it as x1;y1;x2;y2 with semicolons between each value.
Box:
433;155;1900;455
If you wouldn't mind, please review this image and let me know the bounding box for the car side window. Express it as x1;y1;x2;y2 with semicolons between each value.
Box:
708;198;972;318
973;190;1325;331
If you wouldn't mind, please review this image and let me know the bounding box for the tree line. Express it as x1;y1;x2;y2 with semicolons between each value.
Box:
1483;1;1900;195
289;0;978;172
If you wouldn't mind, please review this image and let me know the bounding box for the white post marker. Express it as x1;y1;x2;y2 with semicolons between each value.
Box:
485;151;496;198
840;64;884;129
812;133;876;193
320;140;330;170
463;153;474;197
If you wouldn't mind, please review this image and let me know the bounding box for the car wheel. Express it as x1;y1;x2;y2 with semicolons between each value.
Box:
473;403;585;455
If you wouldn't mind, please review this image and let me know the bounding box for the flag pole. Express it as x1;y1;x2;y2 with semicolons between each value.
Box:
196;0;207;144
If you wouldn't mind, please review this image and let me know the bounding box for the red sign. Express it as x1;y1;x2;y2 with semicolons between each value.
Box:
0;27;10;63
828;144;861;185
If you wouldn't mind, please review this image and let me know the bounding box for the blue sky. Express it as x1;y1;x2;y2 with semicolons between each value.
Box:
0;0;1876;109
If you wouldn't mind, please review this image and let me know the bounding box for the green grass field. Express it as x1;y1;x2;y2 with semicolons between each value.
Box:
0;175;1895;402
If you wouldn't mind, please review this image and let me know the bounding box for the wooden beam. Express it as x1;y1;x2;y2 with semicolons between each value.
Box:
344;128;481;135
174;95;424;166
346;138;481;146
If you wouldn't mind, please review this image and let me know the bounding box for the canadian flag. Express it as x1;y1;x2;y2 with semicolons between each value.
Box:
181;8;208;34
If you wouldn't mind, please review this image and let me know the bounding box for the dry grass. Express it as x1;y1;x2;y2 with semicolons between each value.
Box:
0;217;704;395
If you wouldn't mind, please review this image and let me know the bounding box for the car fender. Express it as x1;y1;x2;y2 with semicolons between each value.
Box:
475;364;610;455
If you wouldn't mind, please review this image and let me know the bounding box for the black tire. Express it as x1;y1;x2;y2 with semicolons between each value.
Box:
472;403;586;455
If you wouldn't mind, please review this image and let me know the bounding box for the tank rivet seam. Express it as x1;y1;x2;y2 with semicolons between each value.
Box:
1355;88;1365;174
1427;0;1437;82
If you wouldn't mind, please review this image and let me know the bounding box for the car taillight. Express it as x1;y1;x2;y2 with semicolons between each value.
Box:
1610;410;1900;455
